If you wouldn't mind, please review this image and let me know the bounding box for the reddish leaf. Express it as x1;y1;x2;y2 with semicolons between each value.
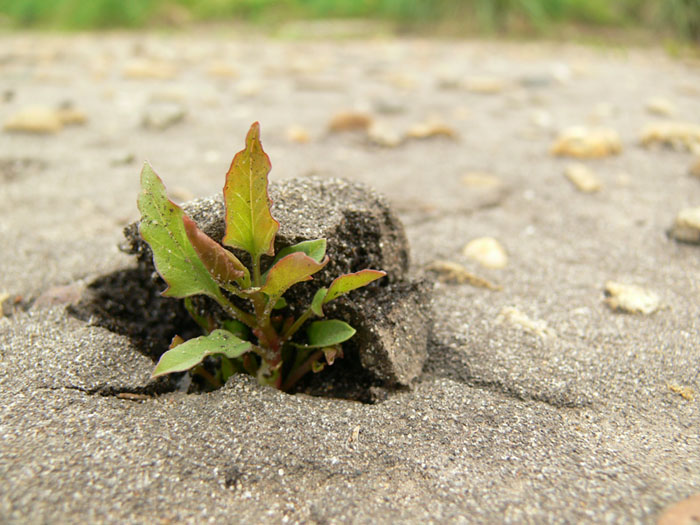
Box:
222;122;279;259
324;269;386;304
183;215;246;285
260;252;328;299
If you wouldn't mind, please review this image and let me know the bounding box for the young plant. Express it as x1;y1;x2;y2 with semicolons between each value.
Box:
138;122;385;391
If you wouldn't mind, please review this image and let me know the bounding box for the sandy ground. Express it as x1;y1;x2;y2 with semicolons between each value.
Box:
1;30;700;523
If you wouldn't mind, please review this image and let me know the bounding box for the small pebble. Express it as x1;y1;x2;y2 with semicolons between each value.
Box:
640;121;700;153
551;126;622;158
406;119;457;140
564;163;602;193
4;107;62;134
206;62;238;78
668;384;696;401
367;121;402;147
328;111;373;132
123;61;178;80
604;281;659;315
426;261;500;290
657;493;700;525
463;237;508;269
668;207;700;244
286;125;311;143
496;307;556;339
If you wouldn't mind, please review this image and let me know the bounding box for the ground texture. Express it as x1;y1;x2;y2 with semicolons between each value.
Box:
1;30;699;523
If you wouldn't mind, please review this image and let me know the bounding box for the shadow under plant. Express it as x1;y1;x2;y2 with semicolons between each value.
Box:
72;175;430;403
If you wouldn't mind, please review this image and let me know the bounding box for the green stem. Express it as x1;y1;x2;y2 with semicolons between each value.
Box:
281;306;315;343
251;255;262;287
281;349;324;392
193;366;222;389
216;294;256;329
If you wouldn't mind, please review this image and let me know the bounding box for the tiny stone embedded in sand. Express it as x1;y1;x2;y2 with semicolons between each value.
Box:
640;121;700;153
286;125;311;143
4;107;63;134
426;260;501;290
604;281;660;315
668;383;696;401
367;121;402;147
564;163;602;193
645;97;676;117
668;207;700;244
406;119;457;140
658;493;700;525
496;306;556;339
206;62;238;78
551;126;622;158
328;111;373;132
463;237;508;269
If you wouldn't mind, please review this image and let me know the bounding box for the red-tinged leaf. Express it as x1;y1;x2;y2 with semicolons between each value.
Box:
137;163;225;301
324;269;386;304
222;122;279;259
260;252;328;299
183;215;247;285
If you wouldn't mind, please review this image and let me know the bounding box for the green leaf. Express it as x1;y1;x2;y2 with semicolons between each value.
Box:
273;239;327;264
222;319;249;339
152;329;252;378
259;252;328;300
311;287;328;316
305;320;356;348
183;215;248;286
273;297;288;310
222;122;279;259
138;163;224;301
324;269;386;304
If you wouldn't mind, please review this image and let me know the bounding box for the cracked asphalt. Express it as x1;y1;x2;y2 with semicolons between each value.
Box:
1;31;699;523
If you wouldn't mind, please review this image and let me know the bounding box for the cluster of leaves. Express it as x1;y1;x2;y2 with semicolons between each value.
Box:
138;122;385;391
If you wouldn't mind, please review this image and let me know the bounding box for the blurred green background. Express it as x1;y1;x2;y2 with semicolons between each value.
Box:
0;0;698;41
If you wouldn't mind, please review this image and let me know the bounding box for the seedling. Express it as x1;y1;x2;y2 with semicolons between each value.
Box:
138;122;385;391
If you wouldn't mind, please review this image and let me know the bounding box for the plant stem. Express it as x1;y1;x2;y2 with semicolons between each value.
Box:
251;255;262;287
193;366;221;389
281;306;315;342
217;295;256;329
281;349;323;392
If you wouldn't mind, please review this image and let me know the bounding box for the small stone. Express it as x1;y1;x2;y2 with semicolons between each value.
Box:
406;119;457;140
109;151;135;166
690;158;700;178
640;121;700;153
657;493;700;525
372;98;406;115
645;97;676;117
123;61;177;80
286;125;311;144
367;121;402;147
464;76;505;94
4;107;62;134
0;291;9;317
55;108;87;126
496;307;556;339
426;261;501;290
668;207;700;244
463;237;508;269
328;111;373;132
564;163;602;193
551;126;622;158
142;103;186;130
461;172;502;188
668;384;696;401
530;110;553;129
604;281;660;315
236;80;263;97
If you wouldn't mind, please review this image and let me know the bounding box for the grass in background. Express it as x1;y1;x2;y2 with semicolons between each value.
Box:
0;0;698;42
